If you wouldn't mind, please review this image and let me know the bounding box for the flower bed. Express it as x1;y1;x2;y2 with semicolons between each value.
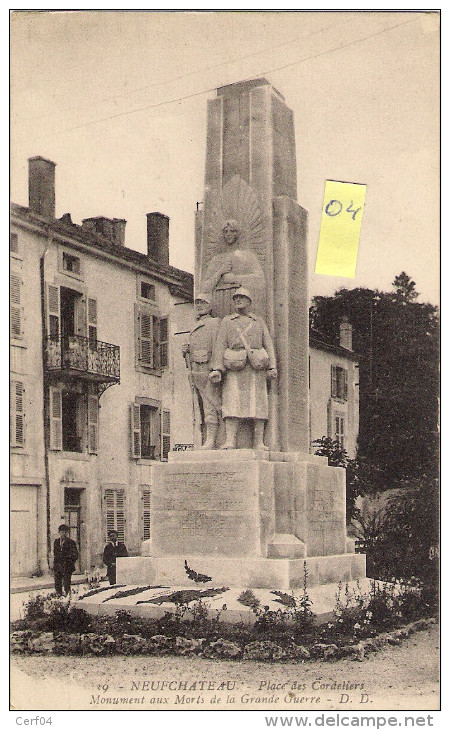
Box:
10;579;437;662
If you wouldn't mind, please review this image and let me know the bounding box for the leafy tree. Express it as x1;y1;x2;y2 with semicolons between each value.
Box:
310;274;439;493
392;271;419;303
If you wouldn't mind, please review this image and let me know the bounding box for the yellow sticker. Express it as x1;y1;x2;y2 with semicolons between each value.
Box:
315;180;366;278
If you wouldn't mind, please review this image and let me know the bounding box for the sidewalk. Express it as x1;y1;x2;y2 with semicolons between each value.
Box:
11;574;88;594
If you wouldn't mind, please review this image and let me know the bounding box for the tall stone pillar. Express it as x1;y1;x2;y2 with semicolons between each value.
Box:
196;78;309;452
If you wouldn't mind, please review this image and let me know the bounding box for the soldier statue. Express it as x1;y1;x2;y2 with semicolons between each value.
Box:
183;293;221;449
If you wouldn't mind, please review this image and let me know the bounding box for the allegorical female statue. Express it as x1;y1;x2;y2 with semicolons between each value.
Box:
201;219;265;319
199;175;267;319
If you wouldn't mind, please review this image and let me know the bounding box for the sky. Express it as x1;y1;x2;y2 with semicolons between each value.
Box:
10;10;440;305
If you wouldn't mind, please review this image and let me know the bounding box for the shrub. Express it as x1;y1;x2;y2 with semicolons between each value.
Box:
312;437;362;522
253;565;315;644
237;590;260;609
352;475;439;609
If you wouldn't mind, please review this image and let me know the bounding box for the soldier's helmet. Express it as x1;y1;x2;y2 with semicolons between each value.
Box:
232;287;252;303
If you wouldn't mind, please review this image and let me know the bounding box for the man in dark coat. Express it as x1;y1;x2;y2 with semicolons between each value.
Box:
53;524;78;596
103;530;128;585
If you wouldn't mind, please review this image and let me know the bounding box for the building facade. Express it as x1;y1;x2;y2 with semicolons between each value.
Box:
10;156;359;578
10;156;195;577
309;323;360;459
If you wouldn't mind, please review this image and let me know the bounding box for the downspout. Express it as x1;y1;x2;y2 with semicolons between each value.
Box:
40;232;52;569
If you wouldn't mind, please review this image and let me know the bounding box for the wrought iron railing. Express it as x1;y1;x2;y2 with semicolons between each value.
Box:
46;335;120;381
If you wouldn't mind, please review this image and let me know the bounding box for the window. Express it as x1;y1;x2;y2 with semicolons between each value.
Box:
334;416;345;448
141;281;156;301
10;272;22;339
63;252;81;275
131;402;160;459
141;489;151;541
131;400;165;460
136;305;168;370
104;489;125;542
10;381;24;447
10;233;19;254
61;390;85;453
331;365;348;401
49;385;98;453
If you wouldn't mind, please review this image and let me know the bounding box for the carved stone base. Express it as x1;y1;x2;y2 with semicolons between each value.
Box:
151;450;352;559
119;449;366;590
117;553;366;590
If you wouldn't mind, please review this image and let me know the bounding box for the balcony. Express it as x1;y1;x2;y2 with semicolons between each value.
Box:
46;335;120;385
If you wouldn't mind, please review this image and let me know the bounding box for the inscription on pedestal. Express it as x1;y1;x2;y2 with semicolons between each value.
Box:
307;482;346;556
153;471;252;511
151;462;273;558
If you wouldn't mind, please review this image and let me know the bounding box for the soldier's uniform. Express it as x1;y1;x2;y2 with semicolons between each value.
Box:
188;314;221;425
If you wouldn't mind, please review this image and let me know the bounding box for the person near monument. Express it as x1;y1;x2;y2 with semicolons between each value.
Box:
209;288;277;450
53;524;79;596
182;293;221;449
103;530;128;585
200;219;265;318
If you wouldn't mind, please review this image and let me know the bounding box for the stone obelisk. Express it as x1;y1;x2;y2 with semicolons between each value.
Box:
195;78;309;452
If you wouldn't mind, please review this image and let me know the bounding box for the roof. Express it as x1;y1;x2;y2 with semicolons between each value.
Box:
310;328;359;361
10;202;194;300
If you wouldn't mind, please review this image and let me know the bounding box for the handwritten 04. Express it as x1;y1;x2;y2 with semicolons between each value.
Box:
315;180;367;278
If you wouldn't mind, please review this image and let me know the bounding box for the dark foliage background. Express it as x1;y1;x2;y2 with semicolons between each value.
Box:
310;273;439;492
311;274;439;589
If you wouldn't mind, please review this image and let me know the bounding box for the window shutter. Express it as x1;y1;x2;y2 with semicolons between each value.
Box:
335;417;340;441
159;317;168;368
115;490;125;543
104;488;125;542
139;309;153;366
76;296;86;337
88;394;99;454
343;369;348;400
131;403;141;458
105;489;115;538
331;365;337;398
10;233;19;253
49;386;63;450
10;272;22;338
327;401;332;439
152;316;160;369
46;284;60;340
87;298;98;348
142;489;151;541
162;409;170;461
10;381;24;447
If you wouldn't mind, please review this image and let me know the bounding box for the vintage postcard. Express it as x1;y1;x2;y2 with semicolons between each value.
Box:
10;9;440;721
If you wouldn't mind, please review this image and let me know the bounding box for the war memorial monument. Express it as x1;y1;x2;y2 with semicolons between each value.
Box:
115;78;365;595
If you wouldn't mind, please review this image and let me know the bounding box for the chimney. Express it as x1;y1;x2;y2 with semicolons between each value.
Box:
112;218;126;247
28;156;56;218
339;317;353;350
82;216;126;246
147;212;169;266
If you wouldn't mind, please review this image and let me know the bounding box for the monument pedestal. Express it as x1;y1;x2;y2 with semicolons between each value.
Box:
117;450;365;589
